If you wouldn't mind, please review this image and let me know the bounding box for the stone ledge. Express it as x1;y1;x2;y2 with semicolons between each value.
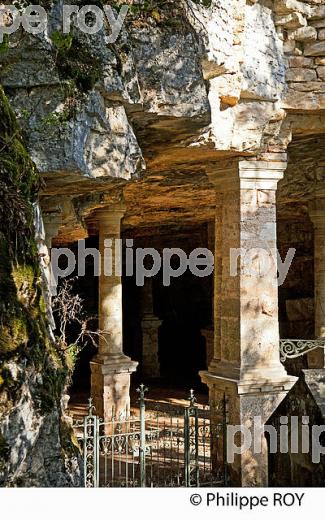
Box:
200;370;297;396
90;355;138;375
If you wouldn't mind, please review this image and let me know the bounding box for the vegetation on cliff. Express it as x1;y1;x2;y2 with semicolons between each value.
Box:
0;86;80;485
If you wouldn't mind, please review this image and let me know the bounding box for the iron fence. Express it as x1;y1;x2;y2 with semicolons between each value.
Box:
73;385;228;488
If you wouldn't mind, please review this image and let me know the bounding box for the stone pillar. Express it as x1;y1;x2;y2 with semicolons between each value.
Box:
308;192;325;368
201;220;215;368
43;213;61;251
91;204;138;421
200;156;297;486
201;328;214;367
41;211;62;323
141;278;162;379
141;317;162;379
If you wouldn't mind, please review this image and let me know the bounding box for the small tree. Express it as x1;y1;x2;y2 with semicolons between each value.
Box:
52;278;106;382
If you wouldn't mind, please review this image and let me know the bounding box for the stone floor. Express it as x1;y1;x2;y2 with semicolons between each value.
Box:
68;384;209;420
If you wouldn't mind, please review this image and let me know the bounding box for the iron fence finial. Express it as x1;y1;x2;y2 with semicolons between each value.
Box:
136;383;148;401
189;389;197;407
87;397;96;416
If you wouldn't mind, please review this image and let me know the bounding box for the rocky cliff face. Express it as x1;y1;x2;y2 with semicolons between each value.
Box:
0;86;81;486
1;0;323;239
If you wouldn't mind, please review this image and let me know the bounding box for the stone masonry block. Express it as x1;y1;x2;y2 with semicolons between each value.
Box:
286;67;317;81
288;56;315;67
304;41;325;56
317;66;325;80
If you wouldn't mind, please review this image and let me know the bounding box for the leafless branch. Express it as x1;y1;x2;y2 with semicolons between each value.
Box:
52;278;108;354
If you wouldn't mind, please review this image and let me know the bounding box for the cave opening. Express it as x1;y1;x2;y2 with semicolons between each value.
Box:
55;224;213;407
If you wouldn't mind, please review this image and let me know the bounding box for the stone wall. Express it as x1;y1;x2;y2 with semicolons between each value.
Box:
277;132;325;364
267;369;325;486
277;215;314;338
274;0;325;110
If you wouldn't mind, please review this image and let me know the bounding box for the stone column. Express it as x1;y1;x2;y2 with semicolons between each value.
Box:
201;220;215;367
309;192;325;368
41;211;62;321
43;213;61;251
141;278;162;379
200;156;297;486
91;204;138;421
201;328;214;367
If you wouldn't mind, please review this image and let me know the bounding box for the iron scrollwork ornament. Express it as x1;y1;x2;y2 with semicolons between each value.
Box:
280;339;325;362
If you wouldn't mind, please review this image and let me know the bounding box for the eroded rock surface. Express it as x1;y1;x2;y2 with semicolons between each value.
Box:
0;1;324;240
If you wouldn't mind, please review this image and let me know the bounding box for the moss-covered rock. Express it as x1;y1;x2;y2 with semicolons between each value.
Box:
0;86;81;487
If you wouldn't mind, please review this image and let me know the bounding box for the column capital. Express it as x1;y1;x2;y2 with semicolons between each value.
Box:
207;156;287;191
96;202;126;225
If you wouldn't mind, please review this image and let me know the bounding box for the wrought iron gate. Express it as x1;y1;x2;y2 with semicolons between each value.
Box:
73;385;228;487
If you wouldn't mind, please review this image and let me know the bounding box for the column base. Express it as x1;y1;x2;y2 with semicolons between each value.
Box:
90;355;138;421
200;369;297;486
207;358;292;386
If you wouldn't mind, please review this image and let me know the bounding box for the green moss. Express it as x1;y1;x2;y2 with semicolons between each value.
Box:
35;110;70;135
0;35;9;55
50;33;102;93
60;418;81;457
39;294;47;315
65;344;80;372
0;89;39;256
0;87;73;415
51;31;73;52
12;264;35;294
0;319;28;354
126;0;213;24
0;235;17;303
